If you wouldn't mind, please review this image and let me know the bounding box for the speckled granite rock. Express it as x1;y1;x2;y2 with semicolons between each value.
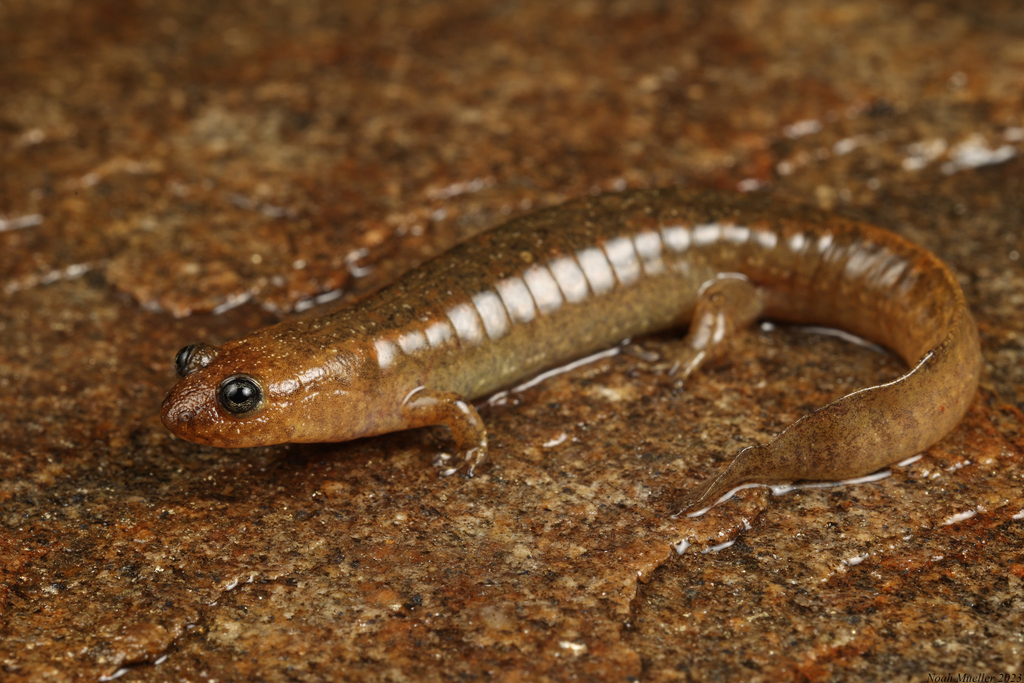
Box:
1;1;1021;681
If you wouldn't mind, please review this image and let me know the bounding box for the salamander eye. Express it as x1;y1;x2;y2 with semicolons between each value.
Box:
218;375;264;416
174;345;196;378
174;342;220;378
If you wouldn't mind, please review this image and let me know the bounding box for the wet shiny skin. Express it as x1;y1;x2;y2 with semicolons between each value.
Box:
161;188;981;509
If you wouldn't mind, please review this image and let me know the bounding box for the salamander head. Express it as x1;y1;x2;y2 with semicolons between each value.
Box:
161;340;375;448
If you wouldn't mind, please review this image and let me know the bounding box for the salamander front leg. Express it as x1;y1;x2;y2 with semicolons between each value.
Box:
401;388;488;477
670;275;765;379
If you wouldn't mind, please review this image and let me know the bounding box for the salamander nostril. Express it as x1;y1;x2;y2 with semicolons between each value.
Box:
178;411;192;423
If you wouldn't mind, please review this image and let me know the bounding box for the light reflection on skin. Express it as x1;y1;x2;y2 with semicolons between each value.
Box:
297;364;329;385
575;247;616;295
447;301;485;346
472;290;511;340
721;224;750;244
845;247;887;279
271;378;300;394
425;320;454;348
660;224;691;252
547;256;590;303
633;231;665;275
789;232;808;252
604;236;641;285
374;338;398;369
692;222;722;246
398;329;428;354
496;276;538;322
523;264;563;314
271;357;346;394
753;229;778;249
271;366;324;394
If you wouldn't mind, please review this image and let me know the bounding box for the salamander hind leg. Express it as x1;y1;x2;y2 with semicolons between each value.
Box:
401;388;488;477
670;275;765;379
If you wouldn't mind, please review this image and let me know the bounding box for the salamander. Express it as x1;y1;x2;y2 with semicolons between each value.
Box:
161;187;981;512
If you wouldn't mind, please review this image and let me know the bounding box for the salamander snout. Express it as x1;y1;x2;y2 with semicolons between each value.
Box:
160;373;218;442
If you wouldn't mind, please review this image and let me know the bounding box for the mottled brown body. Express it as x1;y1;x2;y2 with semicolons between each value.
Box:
161;188;981;509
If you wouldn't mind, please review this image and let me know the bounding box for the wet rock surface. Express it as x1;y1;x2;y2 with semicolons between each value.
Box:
1;0;1022;680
